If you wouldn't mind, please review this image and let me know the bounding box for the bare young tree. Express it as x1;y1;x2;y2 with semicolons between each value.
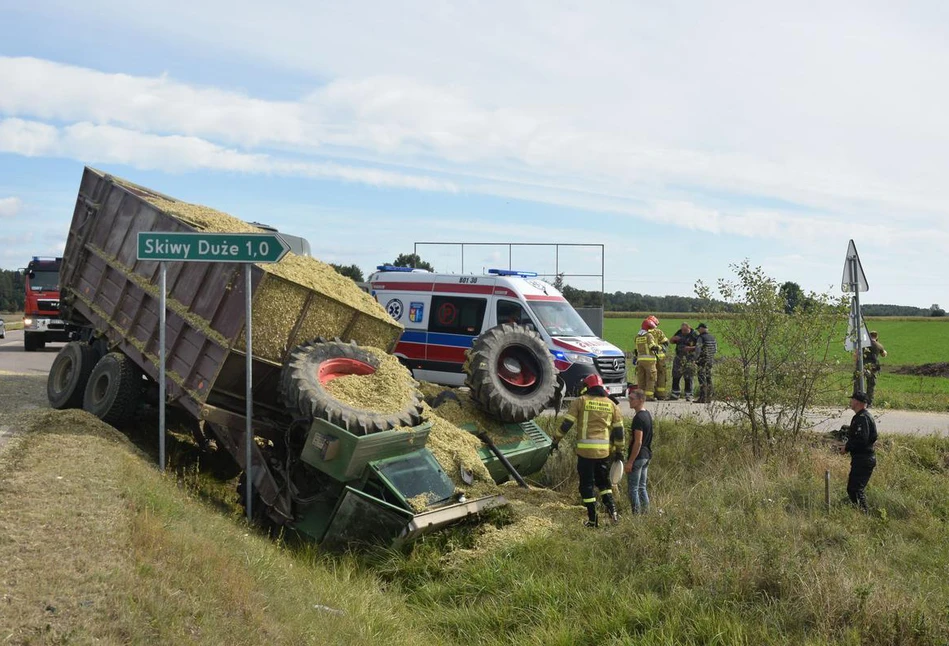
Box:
696;261;848;456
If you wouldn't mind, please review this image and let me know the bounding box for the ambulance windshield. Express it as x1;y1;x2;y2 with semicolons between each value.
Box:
527;300;595;337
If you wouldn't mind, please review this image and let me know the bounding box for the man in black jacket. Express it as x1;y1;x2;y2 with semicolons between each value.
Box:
841;391;877;512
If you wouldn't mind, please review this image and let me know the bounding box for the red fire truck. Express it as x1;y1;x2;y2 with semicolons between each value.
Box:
23;256;69;351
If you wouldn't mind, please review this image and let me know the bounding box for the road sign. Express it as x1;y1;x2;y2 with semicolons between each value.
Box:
137;232;290;263
841;239;868;292
844;308;871;351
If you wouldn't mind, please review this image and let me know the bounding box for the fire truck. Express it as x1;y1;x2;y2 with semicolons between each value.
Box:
23;256;69;351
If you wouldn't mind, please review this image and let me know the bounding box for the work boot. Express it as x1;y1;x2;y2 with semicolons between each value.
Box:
669;391;680;401
584;502;598;528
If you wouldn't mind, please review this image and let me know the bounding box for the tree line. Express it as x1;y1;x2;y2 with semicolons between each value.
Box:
0;270;25;312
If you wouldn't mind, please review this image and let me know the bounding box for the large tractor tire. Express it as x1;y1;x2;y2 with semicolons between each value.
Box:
83;352;143;426
464;323;558;423
280;339;423;435
48;341;97;409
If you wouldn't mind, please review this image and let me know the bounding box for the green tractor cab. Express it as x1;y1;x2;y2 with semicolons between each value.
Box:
290;416;552;549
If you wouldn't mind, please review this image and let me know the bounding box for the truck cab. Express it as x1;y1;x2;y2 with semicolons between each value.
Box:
23;256;69;351
367;267;627;397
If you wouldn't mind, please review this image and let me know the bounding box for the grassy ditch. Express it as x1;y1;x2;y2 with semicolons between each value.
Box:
0;409;437;645
3;402;949;644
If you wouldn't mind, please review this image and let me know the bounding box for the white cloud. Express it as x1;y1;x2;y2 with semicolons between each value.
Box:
0;197;22;219
0;118;458;192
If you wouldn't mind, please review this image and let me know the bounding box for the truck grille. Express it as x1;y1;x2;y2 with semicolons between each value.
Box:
596;355;626;381
37;299;60;312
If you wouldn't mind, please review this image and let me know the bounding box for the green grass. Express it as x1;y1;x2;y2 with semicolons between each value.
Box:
1;311;23;330
6;405;949;644
603;315;949;411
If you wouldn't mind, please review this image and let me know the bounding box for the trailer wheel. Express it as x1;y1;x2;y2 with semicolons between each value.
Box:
83;352;143;426
281;339;423;435
48;342;97;409
465;323;558;423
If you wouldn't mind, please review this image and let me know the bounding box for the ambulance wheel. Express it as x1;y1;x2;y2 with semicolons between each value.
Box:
280;338;424;435
48;341;97;409
82;352;143;426
465;323;557;423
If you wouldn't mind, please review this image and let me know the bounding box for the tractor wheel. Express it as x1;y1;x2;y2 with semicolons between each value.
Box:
48;341;97;409
465;323;557;423
280;339;423;435
83;352;143;427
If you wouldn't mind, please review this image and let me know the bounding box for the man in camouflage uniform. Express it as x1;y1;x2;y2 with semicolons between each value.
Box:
860;330;887;406
670;322;699;401
694;322;718;404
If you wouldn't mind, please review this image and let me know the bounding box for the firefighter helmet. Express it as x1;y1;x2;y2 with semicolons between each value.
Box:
647;315;659;325
582;373;604;390
641;318;657;330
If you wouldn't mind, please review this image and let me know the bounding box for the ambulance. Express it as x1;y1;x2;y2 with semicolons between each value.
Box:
367;266;627;397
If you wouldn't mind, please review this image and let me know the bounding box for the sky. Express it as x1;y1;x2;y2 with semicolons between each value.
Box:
1;1;947;307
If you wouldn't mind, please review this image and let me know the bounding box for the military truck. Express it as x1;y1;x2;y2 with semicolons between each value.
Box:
47;167;554;549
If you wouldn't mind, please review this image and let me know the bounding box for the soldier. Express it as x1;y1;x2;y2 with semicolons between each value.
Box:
861;331;887;406
670;321;698;401
647;315;671;400
839;391;877;512
694;322;718;403
633;318;661;401
552;373;625;527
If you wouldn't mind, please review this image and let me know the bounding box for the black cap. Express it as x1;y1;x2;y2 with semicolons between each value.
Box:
697;322;708;330
851;391;869;403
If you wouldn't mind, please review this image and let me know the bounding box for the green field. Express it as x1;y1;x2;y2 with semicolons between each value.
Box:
603;315;949;411
6;405;949;645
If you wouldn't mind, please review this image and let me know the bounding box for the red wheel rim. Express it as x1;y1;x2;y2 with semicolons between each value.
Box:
318;358;376;385
496;347;538;388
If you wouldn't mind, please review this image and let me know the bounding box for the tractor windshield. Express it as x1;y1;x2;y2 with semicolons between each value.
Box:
527;300;595;338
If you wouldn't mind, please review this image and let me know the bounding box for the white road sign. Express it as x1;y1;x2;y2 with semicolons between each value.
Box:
841;239;869;293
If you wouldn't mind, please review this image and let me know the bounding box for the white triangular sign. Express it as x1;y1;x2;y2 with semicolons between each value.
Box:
841;239;869;292
844;309;871;351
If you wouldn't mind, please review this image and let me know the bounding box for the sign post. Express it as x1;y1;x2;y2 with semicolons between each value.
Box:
137;231;290;519
841;240;869;393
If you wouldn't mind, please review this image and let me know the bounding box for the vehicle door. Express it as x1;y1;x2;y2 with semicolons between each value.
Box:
427;295;488;371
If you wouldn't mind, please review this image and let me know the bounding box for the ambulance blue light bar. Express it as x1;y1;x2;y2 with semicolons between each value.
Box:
488;269;538;278
376;265;417;272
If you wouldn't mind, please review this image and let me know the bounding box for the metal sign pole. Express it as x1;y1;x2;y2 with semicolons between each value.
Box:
159;261;166;473
245;263;254;520
852;257;865;393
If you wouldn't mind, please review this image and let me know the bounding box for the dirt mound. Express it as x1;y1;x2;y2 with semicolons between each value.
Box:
893;363;949;378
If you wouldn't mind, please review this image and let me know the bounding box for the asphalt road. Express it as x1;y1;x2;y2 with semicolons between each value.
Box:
0;329;62;374
0;331;947;438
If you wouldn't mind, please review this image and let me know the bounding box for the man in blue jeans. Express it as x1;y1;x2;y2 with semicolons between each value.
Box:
624;387;654;513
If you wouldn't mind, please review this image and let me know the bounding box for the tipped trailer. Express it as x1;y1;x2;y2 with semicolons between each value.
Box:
49;167;551;548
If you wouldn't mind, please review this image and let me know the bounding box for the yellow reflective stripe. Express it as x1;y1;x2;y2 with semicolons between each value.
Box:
563;414;577;422
637;357;657;361
582;497;597;504
577;441;609;449
599;489;613;496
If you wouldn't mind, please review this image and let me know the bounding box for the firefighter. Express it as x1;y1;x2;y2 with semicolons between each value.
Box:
633;318;661;401
647;315;671;400
551;373;625;527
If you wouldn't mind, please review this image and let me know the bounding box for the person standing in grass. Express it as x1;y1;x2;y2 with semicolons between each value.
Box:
670;321;698;401
841;391;878;512
861;330;887;406
552;373;625;527
624;387;654;514
693;323;718;403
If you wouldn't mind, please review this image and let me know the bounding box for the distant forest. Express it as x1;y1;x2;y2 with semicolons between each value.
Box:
0;269;25;312
1;265;944;317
